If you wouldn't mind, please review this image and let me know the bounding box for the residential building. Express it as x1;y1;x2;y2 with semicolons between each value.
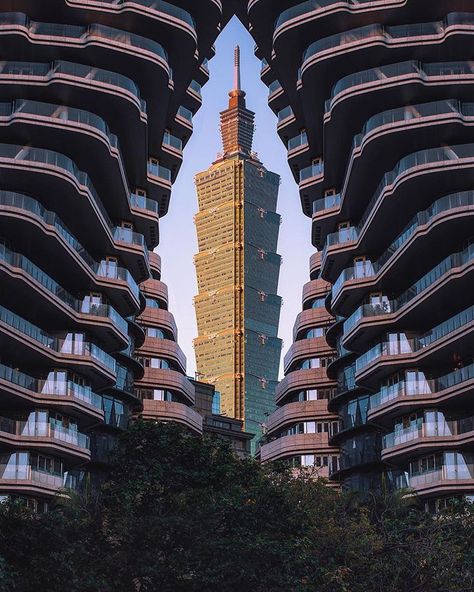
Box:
246;0;474;506
0;0;222;510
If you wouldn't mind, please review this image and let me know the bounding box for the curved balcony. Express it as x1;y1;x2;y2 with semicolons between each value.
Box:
148;251;162;279
382;415;474;463
321;144;474;281
0;13;170;76
338;100;474;201
299;14;474;161
398;451;474;498
0;143;150;280
136;336;186;373
320;60;474;205
0;243;128;349
299;161;324;194
267;399;337;435
141;278;169;307
342;242;474;349
333;191;474;315
0;305;116;386
0;363;103;425
302;278;331;307
275;368;334;405
136;368;194;405
0;416;91;462
138;307;177;340
0;456;77;498
260;431;337;464
287;131;309;174
0;60;150;172
292;307;333;341
369;363;474;424
303;14;474;83
355;305;474;386
284;337;334;374
0;191;140;314
140;400;202;434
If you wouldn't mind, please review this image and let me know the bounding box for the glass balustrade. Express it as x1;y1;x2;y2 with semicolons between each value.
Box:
177;105;193;123
0;305;116;373
356;305;474;373
0;191;140;300
0;415;90;449
312;192;341;213
403;452;474;489
130;193;160;216
300;161;324;181
147;161;172;181
277;106;294;123
188;79;202;96
0;243;127;336
0;13;169;64
163;131;183;151
91;0;195;28
343;241;474;335
324;145;474;257
288;131;308;152
327;60;474;112
304;14;474;66
268;80;282;96
383;413;474;449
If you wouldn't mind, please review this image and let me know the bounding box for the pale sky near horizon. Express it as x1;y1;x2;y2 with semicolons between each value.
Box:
158;17;313;379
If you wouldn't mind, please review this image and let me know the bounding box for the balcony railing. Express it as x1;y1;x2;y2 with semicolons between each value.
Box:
356;305;474;374
304;13;474;66
326;60;474;113
163;131;183;151
0;13;169;64
277;105;294;123
312;192;341;213
177;105;193;123
344;242;474;336
0;417;90;449
288;131;308;152
370;363;474;410
130;192;160;216
383;416;474;450
88;0;196;28
147;161;172;181
0;305;116;373
300;161;324;182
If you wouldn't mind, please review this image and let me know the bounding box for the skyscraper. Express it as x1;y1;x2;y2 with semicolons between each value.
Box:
194;47;282;448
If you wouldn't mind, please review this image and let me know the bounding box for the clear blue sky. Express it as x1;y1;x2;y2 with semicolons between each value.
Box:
158;17;313;378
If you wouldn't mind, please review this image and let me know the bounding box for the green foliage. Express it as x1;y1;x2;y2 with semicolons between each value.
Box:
0;421;472;591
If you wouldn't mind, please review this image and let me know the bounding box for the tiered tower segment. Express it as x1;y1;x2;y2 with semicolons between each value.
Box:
194;46;282;448
245;0;474;506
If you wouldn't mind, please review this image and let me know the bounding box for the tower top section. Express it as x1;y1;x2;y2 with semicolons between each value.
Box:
219;45;255;159
233;45;241;92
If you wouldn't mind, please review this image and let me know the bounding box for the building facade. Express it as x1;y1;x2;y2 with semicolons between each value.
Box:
194;47;282;448
0;0;223;510
245;1;474;506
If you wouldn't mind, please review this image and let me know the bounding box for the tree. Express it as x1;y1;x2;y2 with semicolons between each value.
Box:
0;421;472;592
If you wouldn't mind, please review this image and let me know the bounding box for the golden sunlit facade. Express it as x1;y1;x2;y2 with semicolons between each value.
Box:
194;47;282;447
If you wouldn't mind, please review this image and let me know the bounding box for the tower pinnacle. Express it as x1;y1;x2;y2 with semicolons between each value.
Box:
219;46;254;158
234;45;241;91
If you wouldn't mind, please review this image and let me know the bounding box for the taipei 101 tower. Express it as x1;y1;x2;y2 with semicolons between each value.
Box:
193;47;282;450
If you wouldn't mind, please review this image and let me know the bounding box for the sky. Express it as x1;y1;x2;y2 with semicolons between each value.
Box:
158;17;313;379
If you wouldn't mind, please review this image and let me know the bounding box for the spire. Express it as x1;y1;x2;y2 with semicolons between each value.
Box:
219;46;255;159
234;45;241;91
